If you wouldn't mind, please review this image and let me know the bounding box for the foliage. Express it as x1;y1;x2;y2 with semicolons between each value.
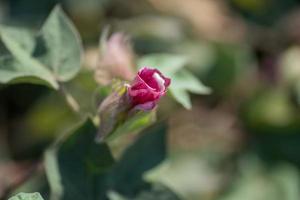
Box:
8;193;44;200
138;54;211;109
0;5;82;89
44;120;178;200
3;0;300;200
0;5;185;200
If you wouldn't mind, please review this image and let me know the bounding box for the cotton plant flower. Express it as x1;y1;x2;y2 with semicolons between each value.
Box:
97;67;171;141
128;67;171;110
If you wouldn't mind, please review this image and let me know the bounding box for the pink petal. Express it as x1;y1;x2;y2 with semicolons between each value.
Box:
134;101;157;111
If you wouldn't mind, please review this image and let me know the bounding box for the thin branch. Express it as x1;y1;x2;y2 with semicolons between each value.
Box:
58;83;80;113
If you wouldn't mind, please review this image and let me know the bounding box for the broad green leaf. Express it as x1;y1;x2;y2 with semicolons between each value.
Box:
107;122;167;196
1;26;36;53
171;69;211;94
169;86;191;109
45;120;177;200
37;5;83;82
45;119;115;200
0;29;58;88
137;54;187;76
169;69;211;109
138;54;211;109
8;193;44;200
0;5;82;88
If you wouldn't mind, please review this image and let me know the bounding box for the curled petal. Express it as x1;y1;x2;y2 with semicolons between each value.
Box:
128;67;171;110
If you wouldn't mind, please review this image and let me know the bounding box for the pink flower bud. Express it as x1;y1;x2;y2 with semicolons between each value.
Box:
128;67;171;110
95;33;136;85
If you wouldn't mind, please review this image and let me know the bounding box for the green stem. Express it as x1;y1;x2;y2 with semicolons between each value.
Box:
59;84;80;113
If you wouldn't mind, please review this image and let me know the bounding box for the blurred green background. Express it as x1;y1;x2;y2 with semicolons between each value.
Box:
2;0;300;199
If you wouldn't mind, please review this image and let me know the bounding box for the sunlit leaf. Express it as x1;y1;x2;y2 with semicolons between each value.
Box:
169;69;211;109
0;28;58;88
37;5;83;82
138;54;211;109
8;193;44;200
0;5;82;89
138;54;188;75
169;87;191;109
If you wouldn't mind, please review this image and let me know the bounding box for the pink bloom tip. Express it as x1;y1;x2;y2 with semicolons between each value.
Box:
127;67;171;110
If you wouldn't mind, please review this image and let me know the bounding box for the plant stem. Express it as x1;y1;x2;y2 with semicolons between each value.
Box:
59;84;80;113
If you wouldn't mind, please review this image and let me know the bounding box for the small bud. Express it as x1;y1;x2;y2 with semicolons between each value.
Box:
128;67;171;110
96;67;170;142
95;33;136;85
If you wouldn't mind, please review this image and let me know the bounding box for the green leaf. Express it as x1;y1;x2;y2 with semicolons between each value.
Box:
171;69;211;94
45;120;178;199
1;26;36;53
170;69;211;109
37;5;83;82
45;119;115;200
107;122;168;196
138;54;211;109
8;193;44;200
169;86;191;109
0;28;58;88
0;5;82;88
138;54;188;75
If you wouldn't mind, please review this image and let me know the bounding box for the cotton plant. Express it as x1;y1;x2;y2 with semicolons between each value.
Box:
0;5;209;200
97;67;171;141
